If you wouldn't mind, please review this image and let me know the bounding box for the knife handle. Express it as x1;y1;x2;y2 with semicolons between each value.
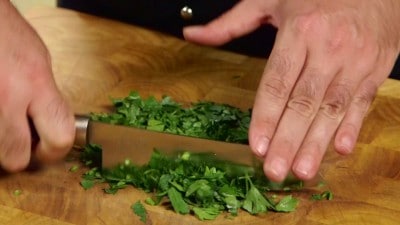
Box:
74;114;90;148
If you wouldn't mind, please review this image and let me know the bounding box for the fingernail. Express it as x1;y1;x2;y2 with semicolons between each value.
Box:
183;26;202;37
265;157;287;181
255;136;269;156
294;156;313;178
338;135;354;154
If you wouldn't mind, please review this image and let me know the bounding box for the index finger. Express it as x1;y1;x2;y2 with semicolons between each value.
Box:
28;76;75;163
249;27;307;159
183;0;275;46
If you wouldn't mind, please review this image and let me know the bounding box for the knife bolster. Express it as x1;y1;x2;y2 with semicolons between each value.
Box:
74;114;90;148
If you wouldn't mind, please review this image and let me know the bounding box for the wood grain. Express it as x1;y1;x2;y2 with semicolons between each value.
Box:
0;7;399;225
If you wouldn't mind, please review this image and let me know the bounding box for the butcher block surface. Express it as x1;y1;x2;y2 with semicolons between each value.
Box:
0;7;399;225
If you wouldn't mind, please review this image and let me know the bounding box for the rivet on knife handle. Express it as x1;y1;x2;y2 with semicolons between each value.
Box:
74;114;90;148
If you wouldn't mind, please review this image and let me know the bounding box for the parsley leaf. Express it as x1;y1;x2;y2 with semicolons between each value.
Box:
242;176;274;214
311;190;334;201
131;201;147;223
274;195;298;212
13;189;22;197
192;206;221;221
167;187;190;215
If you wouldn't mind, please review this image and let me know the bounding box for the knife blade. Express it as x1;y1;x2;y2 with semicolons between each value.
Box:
74;114;258;168
73;115;322;189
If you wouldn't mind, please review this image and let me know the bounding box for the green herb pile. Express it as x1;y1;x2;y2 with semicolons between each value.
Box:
79;91;331;222
90;91;250;144
80;144;299;221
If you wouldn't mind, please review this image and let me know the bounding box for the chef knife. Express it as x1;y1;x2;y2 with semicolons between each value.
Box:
73;115;322;189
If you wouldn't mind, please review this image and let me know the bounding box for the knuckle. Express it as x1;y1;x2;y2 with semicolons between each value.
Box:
287;76;321;118
38;98;75;160
321;100;345;119
51;126;75;153
20;49;52;84
354;57;376;76
46;97;71;122
287;96;318;118
261;76;291;99
50;132;75;153
352;80;377;113
48;126;75;154
326;30;346;52
307;17;356;54
291;11;323;35
325;22;357;52
266;49;294;76
320;81;353;119
39;135;74;162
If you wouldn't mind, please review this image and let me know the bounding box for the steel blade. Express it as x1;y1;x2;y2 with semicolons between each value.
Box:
87;120;258;168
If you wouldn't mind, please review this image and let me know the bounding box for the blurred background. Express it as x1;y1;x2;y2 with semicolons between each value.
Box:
12;0;56;13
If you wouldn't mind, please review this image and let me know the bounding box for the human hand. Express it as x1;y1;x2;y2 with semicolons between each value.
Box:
0;1;75;172
183;0;400;182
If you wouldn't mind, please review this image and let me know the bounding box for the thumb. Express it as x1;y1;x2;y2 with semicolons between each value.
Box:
183;0;277;46
28;80;75;163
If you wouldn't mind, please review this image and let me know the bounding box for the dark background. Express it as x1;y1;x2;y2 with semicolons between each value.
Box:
58;0;400;80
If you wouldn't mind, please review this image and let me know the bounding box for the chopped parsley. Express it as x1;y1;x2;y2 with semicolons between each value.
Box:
311;190;334;201
13;189;22;197
78;91;329;221
90;91;250;144
80;145;301;221
131;201;147;223
69;165;79;173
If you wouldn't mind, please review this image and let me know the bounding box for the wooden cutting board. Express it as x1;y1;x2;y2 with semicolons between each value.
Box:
0;7;399;225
